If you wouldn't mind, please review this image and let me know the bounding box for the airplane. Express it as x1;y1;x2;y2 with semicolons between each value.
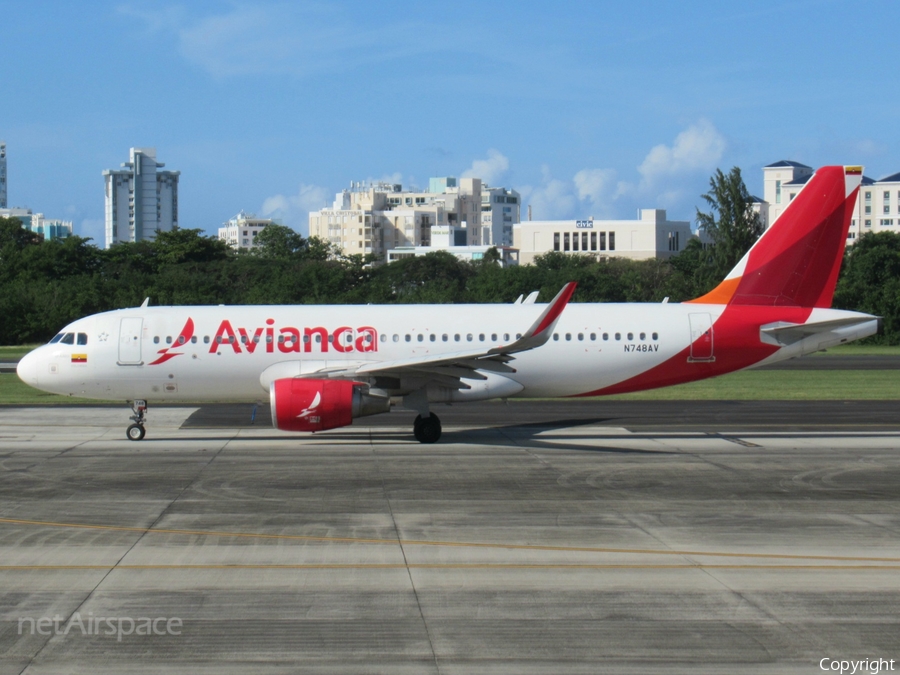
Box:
17;165;878;443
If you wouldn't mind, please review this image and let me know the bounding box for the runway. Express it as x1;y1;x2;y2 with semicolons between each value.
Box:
1;404;899;673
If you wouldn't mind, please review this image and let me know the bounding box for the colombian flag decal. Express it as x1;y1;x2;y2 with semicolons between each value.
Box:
71;354;87;363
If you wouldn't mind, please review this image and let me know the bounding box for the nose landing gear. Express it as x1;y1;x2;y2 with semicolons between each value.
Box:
126;400;147;441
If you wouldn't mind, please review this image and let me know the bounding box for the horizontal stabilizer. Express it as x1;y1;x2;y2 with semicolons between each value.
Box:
760;315;878;346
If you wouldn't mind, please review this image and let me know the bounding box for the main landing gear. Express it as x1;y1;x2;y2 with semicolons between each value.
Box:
126;399;147;441
413;413;442;444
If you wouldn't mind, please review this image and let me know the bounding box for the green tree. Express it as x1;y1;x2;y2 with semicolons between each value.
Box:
833;231;900;344
695;167;764;288
152;227;230;267
253;223;306;258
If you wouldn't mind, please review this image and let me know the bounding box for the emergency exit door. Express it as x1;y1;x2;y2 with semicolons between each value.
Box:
118;318;143;365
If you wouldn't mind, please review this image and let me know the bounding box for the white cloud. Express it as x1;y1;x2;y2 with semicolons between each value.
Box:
120;4;439;80
637;119;726;186
516;121;727;221
462;149;509;186
573;168;617;204
261;184;330;236
517;167;579;221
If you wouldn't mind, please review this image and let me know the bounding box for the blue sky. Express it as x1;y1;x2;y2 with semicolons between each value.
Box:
3;0;899;242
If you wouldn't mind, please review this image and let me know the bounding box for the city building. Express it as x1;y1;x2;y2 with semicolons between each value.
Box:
0;207;72;240
513;210;693;265
386;224;519;266
103;147;179;248
0;141;7;209
218;211;276;250
308;177;496;260
481;185;521;247
760;160;900;244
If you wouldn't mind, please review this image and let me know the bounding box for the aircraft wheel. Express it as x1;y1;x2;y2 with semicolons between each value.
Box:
413;414;441;444
126;424;146;441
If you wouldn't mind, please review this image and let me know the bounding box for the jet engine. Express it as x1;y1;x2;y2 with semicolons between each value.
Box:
269;378;390;432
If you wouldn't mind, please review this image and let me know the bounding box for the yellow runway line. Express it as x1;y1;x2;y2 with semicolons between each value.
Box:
1;516;899;564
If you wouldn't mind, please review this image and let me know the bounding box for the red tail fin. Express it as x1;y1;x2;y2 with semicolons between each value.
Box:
689;165;862;307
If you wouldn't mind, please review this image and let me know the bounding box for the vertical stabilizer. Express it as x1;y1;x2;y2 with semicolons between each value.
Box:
689;166;862;307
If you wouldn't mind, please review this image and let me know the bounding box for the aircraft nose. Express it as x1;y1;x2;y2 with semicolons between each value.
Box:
16;350;40;387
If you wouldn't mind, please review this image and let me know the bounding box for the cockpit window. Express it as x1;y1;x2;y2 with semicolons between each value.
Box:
59;333;75;345
49;334;63;344
77;333;88;345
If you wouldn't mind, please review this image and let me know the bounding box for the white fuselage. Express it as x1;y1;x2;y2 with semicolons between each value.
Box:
16;302;878;403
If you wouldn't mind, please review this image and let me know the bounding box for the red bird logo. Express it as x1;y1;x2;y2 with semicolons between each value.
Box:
148;318;194;366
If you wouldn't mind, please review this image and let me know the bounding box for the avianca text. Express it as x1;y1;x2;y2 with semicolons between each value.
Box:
210;320;378;354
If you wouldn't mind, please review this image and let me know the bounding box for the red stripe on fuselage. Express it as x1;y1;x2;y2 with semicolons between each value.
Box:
574;304;813;397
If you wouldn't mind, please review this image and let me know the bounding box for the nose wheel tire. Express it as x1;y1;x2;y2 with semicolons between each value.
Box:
126;424;146;441
413;414;442;444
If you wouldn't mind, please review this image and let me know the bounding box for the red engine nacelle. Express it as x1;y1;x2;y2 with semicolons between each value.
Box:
269;378;390;432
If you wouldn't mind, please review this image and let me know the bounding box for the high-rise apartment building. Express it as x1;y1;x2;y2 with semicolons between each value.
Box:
103;147;179;248
0;141;7;209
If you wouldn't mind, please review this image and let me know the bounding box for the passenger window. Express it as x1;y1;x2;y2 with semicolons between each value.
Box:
60;333;75;345
240;335;247;344
204;336;210;344
516;333;522;339
491;333;497;341
479;334;485;341
328;335;334;343
191;336;198;344
455;334;460;342
615;333;621;341
429;334;436;342
640;332;646;341
565;333;572;341
303;335;310;343
590;333;596;341
393;335;399;342
417;334;424;342
179;336;186;344
466;334;473;342
405;334;411;342
153;336;160;344
216;336;223;344
577;333;584;341
380;334;386;342
553;334;559;341
442;334;448;342
278;335;285;343
166;336;173;344
77;333;88;345
652;332;659;340
627;333;633;341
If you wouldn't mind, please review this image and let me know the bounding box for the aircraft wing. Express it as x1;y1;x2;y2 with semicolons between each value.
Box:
304;282;577;387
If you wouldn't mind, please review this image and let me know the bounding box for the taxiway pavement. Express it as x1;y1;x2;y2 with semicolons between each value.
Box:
0;403;899;674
